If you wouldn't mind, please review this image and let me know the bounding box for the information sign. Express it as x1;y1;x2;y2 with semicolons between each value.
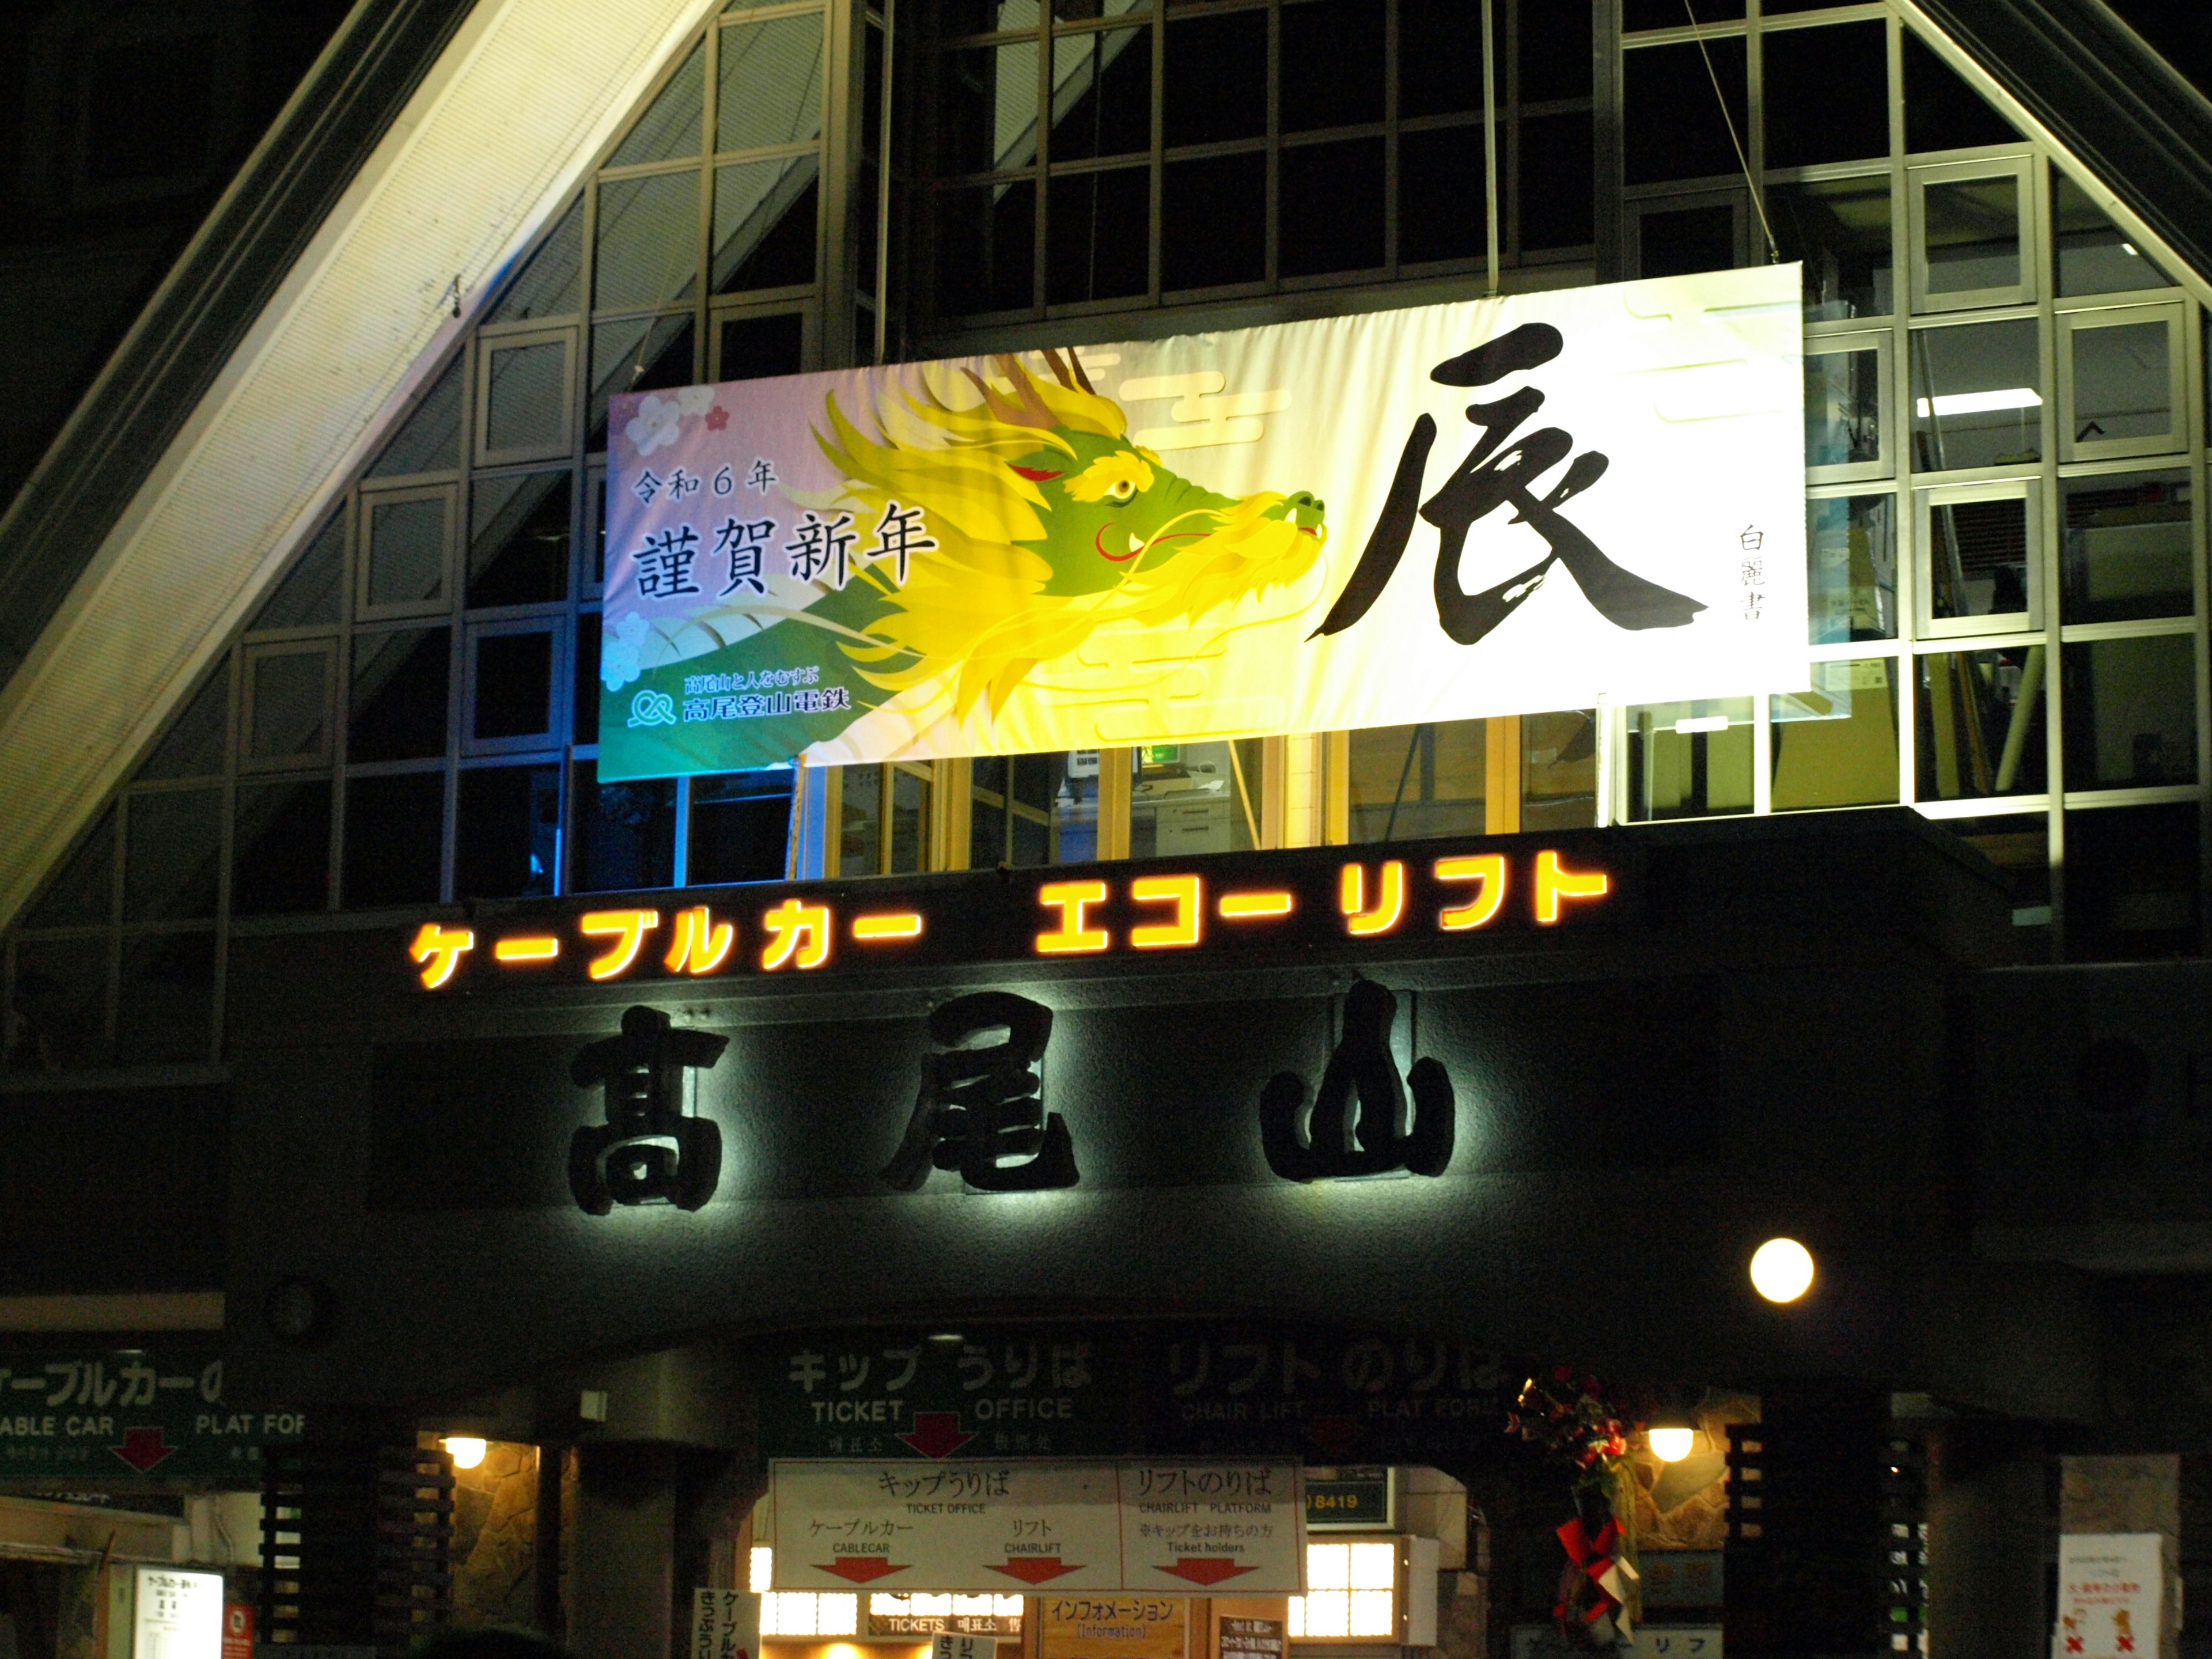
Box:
770;1461;1302;1594
2054;1533;2164;1659
1040;1599;1187;1659
691;1590;757;1659
132;1568;222;1659
933;1637;999;1659
1305;1468;1391;1531
1217;1616;1286;1659
0;1346;302;1483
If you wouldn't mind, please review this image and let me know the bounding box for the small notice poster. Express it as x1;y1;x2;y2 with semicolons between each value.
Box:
1218;1616;1286;1659
2055;1533;2163;1659
691;1589;757;1659
933;1637;998;1659
1041;1599;1187;1659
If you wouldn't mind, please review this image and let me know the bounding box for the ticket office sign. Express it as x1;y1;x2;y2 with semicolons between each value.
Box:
771;1461;1302;1594
599;267;1806;779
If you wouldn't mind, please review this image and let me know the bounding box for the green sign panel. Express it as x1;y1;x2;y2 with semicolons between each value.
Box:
1305;1467;1392;1529
0;1346;304;1485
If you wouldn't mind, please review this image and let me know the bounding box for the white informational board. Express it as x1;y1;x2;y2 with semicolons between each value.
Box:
691;1589;759;1659
132;1568;223;1659
2055;1533;2165;1659
772;1460;1303;1594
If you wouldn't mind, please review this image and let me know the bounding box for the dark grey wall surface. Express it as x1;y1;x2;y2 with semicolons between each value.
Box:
222;813;2084;1422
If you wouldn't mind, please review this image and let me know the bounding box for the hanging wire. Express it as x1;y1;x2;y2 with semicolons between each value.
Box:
1681;0;1779;263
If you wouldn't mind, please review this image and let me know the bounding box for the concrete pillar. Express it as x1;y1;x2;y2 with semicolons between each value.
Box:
2062;1455;2181;1659
569;1445;680;1659
1925;1422;2046;1659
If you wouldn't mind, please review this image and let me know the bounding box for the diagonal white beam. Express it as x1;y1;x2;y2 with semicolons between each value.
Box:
0;0;717;929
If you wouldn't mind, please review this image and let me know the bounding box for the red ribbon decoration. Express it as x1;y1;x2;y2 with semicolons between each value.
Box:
1554;1517;1624;1624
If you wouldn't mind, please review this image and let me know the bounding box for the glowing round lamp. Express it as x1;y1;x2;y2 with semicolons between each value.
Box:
1647;1426;1695;1463
1749;1238;1815;1303
442;1436;488;1469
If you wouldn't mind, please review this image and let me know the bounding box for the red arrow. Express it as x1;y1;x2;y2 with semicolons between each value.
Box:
1157;1558;1257;1587
111;1427;177;1474
988;1557;1085;1586
897;1411;976;1460
814;1558;908;1585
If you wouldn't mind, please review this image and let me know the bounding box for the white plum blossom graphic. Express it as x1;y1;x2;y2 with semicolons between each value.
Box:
600;611;652;691
623;385;715;456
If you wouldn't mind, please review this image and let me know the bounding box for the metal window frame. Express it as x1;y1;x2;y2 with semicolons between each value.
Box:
2055;300;2189;465
1914;476;2044;641
1907;151;2037;315
474;327;580;468
463;615;571;757
355;482;458;621
1804;329;1896;484
239;638;339;774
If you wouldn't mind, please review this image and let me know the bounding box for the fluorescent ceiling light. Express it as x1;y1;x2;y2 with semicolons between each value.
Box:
1914;388;2043;417
1673;715;1732;733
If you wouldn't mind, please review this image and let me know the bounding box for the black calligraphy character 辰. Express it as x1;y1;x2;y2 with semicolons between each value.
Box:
880;991;1078;1191
569;1005;726;1214
1259;979;1453;1181
1312;323;1705;646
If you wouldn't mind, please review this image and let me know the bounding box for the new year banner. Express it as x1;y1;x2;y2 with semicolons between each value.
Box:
599;266;1806;778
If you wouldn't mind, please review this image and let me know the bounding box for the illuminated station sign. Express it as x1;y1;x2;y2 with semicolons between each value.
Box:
407;838;1624;993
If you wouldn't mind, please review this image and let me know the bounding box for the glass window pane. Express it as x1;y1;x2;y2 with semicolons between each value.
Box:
364;494;449;610
1281;139;1385;277
1910;320;2041;471
569;759;676;892
6;937;109;1071
1921;173;2021;295
889;766;931;873
1902;32;2021;154
2062;634;2196;790
248;648;330;763
124;788;223;922
1518;111;1593;251
483;340;569;457
233;779;332;915
718;313;804;381
714;161;819;292
114;932;215;1066
24;807;114;930
1772;176;1893;321
939;40;1038;175
1624;0;1739;22
251;513;345;632
1771;658;1900;810
1162;153;1264;290
456;763;560;899
1051;27;1152;160
2054;173;2174;297
472;631;556;744
2070;317;2175;449
1806;494;1897;645
368;358;463;479
1517;0;1588;98
1165;10;1266;146
574;611;602;744
488;198;585;324
1399;126;1486;266
1637;203;1736;279
609;41;704;168
1805;347;1882;471
935;180;1035;315
1047;166;1150;303
2065;802;2199;960
349;627;451;763
1915;645;2046;800
342;770;445;908
2061;471;2191;624
1130;743;1254;857
589;315;697;451
719;16;825;154
1522;711;1598;831
1926;494;2030;624
1399;0;1486;117
595;171;703;312
469;470;573;608
137;668;229;782
1281;0;1382;132
840;764;884;875
1349;723;1483;843
1942;813;2050;926
691;771;794;884
1762;22;1888;169
1624;39;1745;185
1626;699;1755;820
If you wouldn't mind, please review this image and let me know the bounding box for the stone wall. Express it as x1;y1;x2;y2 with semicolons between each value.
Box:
451;1442;539;1629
